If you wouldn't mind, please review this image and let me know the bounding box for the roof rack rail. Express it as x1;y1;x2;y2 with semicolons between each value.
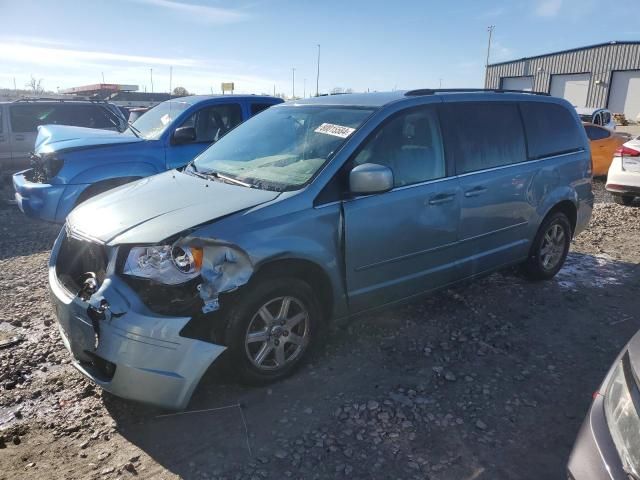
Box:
404;88;550;96
12;97;109;104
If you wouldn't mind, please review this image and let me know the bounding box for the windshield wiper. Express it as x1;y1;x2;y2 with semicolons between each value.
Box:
216;172;253;188
127;122;142;138
185;165;252;187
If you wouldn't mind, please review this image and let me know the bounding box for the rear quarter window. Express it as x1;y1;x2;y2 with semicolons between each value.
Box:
520;102;583;159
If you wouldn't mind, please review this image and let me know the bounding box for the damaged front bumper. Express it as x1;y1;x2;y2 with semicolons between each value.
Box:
48;230;226;410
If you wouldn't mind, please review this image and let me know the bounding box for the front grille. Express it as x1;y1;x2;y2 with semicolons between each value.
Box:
56;231;108;295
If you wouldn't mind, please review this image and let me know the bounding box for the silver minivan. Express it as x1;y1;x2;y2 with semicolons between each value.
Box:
48;89;594;409
0;98;125;175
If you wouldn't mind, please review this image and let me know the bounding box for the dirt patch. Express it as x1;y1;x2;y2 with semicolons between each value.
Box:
0;185;639;479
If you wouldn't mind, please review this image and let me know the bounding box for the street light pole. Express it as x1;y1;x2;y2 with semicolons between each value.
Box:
303;78;306;98
316;44;321;97
485;25;495;67
292;67;296;99
150;68;154;93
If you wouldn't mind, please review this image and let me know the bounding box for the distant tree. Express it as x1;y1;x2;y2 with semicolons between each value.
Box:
172;86;189;96
25;75;44;95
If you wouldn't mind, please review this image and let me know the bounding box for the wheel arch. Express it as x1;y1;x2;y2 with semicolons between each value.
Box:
251;257;335;323
544;199;577;237
74;176;142;207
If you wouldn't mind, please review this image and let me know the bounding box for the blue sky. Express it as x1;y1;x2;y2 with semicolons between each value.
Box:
0;0;638;96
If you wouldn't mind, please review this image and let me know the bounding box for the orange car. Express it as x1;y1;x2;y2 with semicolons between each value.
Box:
584;123;626;176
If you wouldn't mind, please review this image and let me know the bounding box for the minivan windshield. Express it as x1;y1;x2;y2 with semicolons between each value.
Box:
191;105;374;191
125;101;190;139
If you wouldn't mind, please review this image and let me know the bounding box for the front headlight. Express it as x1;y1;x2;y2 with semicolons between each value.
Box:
123;245;203;285
604;358;640;476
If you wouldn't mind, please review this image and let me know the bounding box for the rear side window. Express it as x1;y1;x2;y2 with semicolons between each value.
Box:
584;125;610;141
520;102;583;159
9;104;116;132
441;102;526;174
251;103;273;116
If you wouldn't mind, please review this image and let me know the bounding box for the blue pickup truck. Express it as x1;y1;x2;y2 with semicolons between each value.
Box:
13;95;283;222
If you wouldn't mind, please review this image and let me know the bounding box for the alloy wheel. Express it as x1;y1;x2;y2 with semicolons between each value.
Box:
539;223;566;270
244;296;310;371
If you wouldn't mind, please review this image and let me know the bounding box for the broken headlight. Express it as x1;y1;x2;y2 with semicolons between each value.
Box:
123;245;202;285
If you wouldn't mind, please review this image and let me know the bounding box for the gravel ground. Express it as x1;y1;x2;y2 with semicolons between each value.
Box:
1;181;639;480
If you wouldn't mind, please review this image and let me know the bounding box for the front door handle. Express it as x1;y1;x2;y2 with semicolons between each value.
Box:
428;193;456;205
0;135;5;142
15;134;24;141
464;186;488;198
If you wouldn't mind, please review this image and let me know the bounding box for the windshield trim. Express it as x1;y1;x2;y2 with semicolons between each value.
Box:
194;104;378;193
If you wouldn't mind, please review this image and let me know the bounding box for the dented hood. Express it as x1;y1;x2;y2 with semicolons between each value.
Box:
67;170;280;244
35;125;144;154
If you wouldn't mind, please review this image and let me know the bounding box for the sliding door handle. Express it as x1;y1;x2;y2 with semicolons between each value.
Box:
428;193;456;205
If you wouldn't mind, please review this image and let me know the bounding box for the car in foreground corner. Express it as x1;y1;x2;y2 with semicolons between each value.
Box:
568;329;640;479
12;95;283;222
606;135;640;205
48;89;593;409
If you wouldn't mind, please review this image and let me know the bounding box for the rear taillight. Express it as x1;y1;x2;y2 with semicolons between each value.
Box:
614;146;640;157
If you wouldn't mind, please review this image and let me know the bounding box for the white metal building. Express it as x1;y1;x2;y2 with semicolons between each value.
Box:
485;41;640;121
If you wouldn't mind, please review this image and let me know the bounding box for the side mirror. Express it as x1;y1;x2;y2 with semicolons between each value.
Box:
172;126;196;144
349;163;394;195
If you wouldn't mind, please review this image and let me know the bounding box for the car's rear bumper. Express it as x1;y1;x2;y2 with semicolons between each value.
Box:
49;230;226;410
606;157;640;197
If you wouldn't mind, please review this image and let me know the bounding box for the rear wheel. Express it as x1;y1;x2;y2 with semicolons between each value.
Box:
613;195;635;206
223;277;321;385
521;212;572;281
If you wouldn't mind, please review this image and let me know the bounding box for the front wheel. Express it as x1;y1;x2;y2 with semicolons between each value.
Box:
223;277;321;385
521;212;572;281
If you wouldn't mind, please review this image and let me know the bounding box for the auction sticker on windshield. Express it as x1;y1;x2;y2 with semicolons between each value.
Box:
314;123;356;138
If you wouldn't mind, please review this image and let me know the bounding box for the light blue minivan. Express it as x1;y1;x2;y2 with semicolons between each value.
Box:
49;89;593;409
13;95;283;222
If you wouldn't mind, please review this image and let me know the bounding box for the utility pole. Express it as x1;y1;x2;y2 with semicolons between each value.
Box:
292;67;296;99
303;78;306;98
439;78;443;88
13;77;17;95
102;72;105;83
273;84;276;96
316;44;321;96
169;66;173;96
485;25;495;67
150;68;154;93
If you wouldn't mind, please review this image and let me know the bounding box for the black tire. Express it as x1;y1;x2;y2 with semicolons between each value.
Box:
521;211;572;281
613;195;635;206
223;277;321;385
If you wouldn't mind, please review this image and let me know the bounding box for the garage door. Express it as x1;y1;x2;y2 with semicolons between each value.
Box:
609;70;640;121
550;73;590;107
501;76;533;91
